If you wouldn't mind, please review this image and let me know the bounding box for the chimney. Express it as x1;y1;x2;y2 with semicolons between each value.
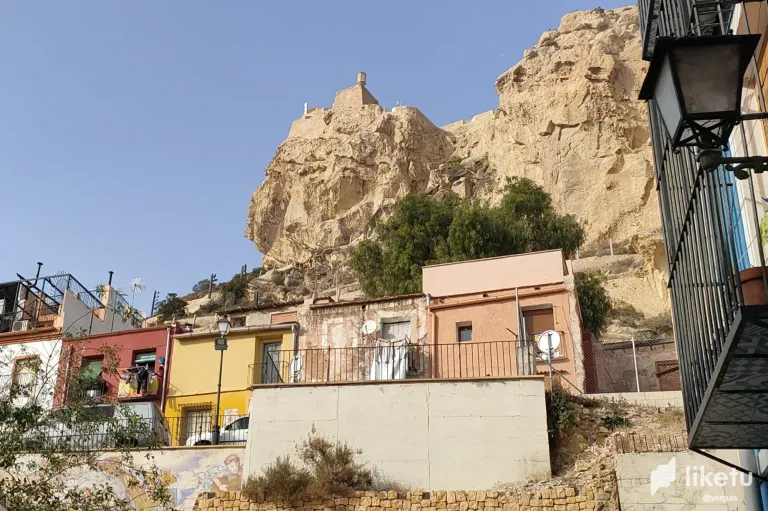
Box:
357;72;366;86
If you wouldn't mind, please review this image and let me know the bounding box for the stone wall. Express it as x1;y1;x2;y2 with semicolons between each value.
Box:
193;487;608;511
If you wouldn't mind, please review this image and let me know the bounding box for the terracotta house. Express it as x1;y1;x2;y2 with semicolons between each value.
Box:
422;250;588;390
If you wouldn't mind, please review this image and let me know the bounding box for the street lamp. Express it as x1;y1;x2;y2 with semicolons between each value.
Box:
212;316;230;445
639;35;768;178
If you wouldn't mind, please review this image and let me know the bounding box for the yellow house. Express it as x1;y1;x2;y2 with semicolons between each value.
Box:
165;323;295;445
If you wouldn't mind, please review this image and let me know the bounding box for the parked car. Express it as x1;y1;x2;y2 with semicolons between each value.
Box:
185;416;249;446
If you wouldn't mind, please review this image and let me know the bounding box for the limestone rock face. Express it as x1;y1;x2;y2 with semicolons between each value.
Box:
444;6;657;248
245;6;666;312
246;102;454;267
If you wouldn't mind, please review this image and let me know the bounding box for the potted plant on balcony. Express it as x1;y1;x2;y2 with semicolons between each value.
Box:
70;373;104;402
739;266;768;306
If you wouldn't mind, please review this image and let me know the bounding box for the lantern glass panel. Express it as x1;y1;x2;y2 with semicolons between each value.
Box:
654;54;683;140
674;43;741;116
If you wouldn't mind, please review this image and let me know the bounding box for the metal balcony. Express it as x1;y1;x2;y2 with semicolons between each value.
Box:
638;0;768;449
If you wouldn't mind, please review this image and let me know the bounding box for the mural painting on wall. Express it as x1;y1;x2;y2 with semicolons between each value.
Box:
62;448;244;510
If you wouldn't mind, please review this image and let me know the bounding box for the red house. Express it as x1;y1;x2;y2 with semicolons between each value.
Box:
55;325;184;410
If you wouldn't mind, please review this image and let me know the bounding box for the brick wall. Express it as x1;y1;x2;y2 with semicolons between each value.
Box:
193;487;613;511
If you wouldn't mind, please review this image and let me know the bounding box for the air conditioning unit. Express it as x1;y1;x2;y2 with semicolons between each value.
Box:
12;320;29;332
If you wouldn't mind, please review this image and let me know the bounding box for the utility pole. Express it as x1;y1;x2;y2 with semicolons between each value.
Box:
208;273;218;299
150;290;159;317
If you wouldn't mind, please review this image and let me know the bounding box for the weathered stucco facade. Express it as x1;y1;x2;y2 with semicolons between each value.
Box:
423;251;587;391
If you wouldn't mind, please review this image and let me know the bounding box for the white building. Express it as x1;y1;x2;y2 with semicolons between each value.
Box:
0;271;138;408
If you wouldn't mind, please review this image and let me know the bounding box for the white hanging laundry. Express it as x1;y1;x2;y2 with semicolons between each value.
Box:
369;339;408;380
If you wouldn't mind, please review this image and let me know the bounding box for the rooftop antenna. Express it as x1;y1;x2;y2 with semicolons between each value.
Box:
130;277;146;307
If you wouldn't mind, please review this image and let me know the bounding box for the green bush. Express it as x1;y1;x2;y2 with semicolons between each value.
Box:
575;272;611;338
602;413;632;430
547;382;578;431
299;436;373;497
155;293;188;322
198;298;223;314
243;456;313;502
243;435;373;502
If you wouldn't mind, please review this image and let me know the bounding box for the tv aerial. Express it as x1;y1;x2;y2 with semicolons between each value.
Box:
130;278;146;306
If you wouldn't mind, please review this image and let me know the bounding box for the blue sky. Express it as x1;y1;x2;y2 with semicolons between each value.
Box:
0;1;632;314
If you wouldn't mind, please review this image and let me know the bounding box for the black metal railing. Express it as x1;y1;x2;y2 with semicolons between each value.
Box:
165;415;249;447
248;340;546;386
639;0;735;61
15;413;249;451
637;0;768;431
16;415;171;452
0;273;105;333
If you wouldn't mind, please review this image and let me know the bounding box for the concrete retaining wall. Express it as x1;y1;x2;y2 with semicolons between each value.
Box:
243;378;550;490
590;391;683;409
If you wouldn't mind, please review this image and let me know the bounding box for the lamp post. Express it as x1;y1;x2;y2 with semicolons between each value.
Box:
639;34;768;178
212;316;230;446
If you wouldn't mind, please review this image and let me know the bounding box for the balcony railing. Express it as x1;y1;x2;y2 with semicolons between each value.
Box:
14;414;249;451
638;0;768;448
0;273;104;334
638;0;735;61
248;340;543;386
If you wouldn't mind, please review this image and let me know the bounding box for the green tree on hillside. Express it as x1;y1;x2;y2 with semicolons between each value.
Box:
350;177;584;297
574;271;611;338
155;293;188;322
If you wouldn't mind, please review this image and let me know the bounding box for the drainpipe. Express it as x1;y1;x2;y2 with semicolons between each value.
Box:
292;323;299;354
160;325;172;413
61;345;73;406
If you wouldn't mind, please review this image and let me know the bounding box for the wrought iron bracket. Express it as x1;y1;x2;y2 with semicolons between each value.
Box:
698;149;768;179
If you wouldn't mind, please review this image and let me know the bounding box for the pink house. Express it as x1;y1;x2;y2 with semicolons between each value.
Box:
422;250;588;391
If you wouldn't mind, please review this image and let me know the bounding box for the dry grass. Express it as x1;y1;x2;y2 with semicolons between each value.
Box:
243;435;374;502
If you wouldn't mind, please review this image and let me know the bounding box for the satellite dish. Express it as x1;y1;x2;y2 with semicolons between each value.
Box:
537;330;561;359
361;320;377;335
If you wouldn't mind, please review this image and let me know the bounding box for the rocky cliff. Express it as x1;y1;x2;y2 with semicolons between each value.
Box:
245;6;669;317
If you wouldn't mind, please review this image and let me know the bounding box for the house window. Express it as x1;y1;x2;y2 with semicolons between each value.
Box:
182;408;212;444
133;351;156;371
381;320;410;341
523;306;555;339
231;316;246;328
81;357;103;379
12;356;40;397
457;323;473;342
